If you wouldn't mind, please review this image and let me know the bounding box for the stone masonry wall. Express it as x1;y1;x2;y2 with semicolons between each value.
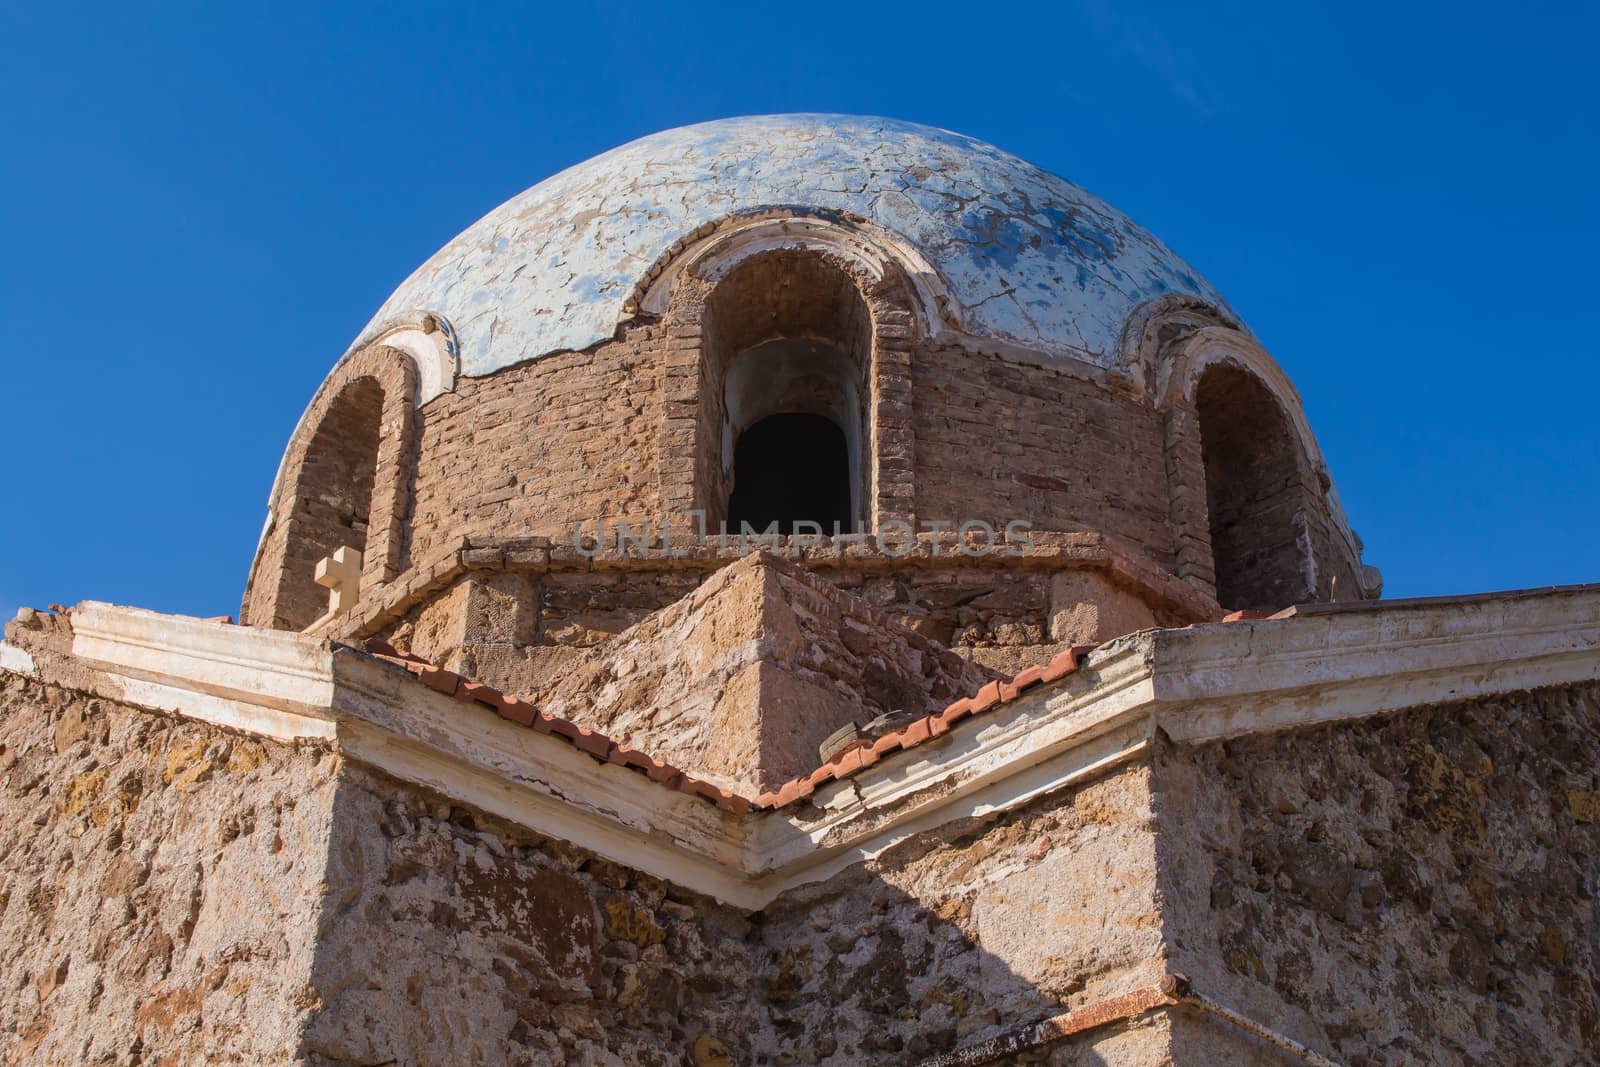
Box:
302;758;1167;1067
537;553;991;794
0;671;339;1066
374;546;1204;709
1156;681;1600;1066
750;764;1166;1065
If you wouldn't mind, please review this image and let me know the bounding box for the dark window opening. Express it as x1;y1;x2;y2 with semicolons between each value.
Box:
726;413;854;535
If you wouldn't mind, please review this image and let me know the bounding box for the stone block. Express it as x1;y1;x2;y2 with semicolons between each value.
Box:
538;552;989;794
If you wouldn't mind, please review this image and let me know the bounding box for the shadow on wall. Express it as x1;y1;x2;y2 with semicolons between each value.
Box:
298;761;1178;1067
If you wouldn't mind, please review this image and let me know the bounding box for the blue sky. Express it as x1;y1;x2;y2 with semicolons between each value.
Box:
1;2;1595;620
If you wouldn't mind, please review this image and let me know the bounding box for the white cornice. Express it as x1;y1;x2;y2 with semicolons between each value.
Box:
1143;585;1600;743
39;586;1600;908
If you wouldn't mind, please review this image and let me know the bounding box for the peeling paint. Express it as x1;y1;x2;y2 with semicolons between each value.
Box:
349;115;1233;378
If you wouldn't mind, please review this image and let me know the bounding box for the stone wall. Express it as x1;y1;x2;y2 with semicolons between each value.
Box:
750;765;1166;1064
537;553;991;794
0;671;338;1066
300;760;756;1067
372;543;1206;705
0;653;1171;1067
1156;681;1600;1066
10;633;1594;1065
301;756;1166;1066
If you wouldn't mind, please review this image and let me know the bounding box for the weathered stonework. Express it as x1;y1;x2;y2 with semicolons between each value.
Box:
18;115;1590;1067
536;552;992;794
0;673;336;1066
1157;682;1600;1065
10;605;1591;1065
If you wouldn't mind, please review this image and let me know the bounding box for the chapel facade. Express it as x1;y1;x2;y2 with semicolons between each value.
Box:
3;116;1596;1066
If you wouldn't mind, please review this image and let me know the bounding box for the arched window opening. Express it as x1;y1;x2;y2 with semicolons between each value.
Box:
1195;363;1308;612
703;251;872;534
278;377;384;629
727;413;853;534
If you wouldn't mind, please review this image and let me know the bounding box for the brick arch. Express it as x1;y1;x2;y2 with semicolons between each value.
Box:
1192;361;1311;612
1137;318;1377;610
243;345;418;630
656;240;921;533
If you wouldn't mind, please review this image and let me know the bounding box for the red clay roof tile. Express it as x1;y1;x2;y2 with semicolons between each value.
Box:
496;696;538;727
418;665;461;696
970;680;1004;713
360;631;1106;815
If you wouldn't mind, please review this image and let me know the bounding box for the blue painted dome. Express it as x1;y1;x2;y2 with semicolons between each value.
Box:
353;114;1233;377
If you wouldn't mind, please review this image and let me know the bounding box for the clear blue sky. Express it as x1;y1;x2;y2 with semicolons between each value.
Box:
2;2;1595;620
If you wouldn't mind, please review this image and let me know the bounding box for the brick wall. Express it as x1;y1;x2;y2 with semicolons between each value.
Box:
406;337;665;564
248;313;1370;641
913;346;1176;565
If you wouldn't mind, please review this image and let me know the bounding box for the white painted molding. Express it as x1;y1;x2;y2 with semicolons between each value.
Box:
54;585;1600;907
0;642;36;678
358;313;460;406
636;214;955;341
72;602;340;718
1146;586;1600;744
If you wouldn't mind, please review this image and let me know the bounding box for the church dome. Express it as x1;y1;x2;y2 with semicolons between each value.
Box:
248;111;1377;660
351;114;1232;376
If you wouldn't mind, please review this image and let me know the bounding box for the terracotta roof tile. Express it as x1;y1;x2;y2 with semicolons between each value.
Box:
751;640;1102;810
418;665;461;696
971;680;1004;713
938;696;977;727
570;727;613;761
359;639;734;814
455;680;501;710
870;731;906;758
496;696;538;728
359;632;1108;816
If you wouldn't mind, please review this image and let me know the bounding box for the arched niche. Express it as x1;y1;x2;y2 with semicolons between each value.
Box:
707;250;872;532
243;345;418;630
656;232;922;533
1136;313;1380;609
1194;361;1310;612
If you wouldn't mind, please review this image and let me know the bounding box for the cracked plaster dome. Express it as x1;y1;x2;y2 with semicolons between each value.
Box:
351;114;1234;379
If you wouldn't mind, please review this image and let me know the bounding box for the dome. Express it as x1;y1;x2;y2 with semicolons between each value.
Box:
248;112;1379;670
351;114;1233;377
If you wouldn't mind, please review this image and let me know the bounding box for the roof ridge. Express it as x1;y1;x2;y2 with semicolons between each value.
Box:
359;638;1103;814
358;639;752;814
751;643;1099;809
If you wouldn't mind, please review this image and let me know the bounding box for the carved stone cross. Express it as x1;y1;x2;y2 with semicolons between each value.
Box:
314;546;363;617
